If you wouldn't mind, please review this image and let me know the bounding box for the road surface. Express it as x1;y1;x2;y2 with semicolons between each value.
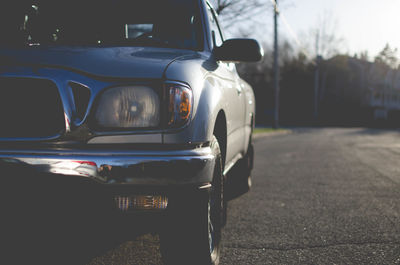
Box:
87;128;400;265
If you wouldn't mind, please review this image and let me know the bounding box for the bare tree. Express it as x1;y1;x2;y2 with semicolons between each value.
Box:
215;0;265;22
302;11;345;59
209;0;273;32
318;13;345;58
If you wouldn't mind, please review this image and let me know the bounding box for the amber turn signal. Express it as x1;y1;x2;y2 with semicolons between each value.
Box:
167;83;193;128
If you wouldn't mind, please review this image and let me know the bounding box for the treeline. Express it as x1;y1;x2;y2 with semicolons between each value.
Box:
237;42;400;127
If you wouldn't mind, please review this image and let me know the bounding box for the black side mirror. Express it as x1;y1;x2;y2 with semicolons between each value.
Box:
214;38;264;62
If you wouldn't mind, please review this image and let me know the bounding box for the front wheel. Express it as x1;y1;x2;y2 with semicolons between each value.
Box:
160;136;223;265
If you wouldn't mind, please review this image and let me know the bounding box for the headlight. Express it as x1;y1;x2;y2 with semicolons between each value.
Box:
95;86;160;128
166;83;193;128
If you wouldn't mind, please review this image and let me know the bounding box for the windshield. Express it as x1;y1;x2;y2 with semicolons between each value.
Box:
0;0;203;50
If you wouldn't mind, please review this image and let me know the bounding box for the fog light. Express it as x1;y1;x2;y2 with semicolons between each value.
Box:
114;195;168;211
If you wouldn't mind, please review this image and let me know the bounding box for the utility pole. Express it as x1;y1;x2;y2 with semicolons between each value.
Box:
314;31;322;122
273;0;280;128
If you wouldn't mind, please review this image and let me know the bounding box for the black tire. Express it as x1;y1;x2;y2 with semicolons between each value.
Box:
160;136;223;265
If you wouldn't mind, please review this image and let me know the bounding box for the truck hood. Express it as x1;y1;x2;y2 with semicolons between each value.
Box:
0;46;196;79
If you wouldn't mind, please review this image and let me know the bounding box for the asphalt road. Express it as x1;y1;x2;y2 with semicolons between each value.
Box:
87;128;400;265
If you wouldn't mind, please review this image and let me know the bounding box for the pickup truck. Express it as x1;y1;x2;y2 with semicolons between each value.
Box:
0;0;262;264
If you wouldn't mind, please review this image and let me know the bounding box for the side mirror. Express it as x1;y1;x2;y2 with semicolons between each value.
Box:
214;38;264;62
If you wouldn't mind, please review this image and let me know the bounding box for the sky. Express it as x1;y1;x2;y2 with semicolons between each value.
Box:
280;0;400;59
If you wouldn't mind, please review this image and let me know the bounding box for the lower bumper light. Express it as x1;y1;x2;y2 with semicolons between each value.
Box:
114;195;168;211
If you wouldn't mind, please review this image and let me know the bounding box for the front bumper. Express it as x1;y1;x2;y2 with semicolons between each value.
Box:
0;145;217;238
0;146;216;188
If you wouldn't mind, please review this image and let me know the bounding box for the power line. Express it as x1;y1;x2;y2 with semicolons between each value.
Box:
269;0;315;64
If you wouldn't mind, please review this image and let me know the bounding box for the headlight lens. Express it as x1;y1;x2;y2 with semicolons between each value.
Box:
167;83;193;128
95;86;160;128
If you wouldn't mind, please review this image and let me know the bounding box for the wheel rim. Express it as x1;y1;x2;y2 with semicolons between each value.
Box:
209;182;221;262
208;200;215;254
209;136;222;263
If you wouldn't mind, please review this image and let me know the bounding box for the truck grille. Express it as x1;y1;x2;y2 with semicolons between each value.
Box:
0;77;65;138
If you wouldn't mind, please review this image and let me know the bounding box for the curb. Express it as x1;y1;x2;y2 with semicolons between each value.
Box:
253;130;291;139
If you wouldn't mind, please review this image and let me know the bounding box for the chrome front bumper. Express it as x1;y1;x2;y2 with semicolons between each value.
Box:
0;146;216;187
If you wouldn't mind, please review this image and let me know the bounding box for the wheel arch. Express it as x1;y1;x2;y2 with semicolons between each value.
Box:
213;110;227;170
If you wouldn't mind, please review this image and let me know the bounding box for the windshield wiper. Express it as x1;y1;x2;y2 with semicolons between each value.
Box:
101;36;177;48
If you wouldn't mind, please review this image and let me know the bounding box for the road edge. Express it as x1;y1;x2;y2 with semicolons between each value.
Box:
253;129;291;139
